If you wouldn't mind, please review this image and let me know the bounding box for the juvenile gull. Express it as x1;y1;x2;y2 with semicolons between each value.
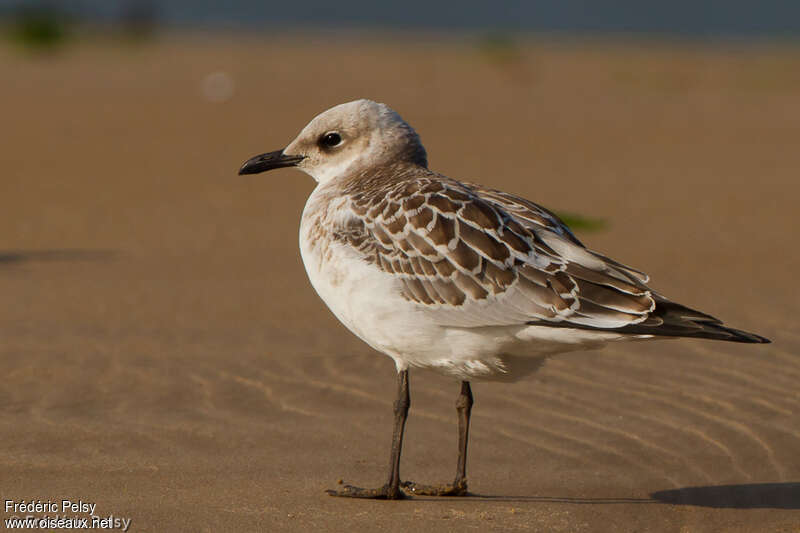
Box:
238;99;769;500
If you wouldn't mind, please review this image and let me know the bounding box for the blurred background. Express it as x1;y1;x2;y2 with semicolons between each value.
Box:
1;1;799;531
4;0;800;34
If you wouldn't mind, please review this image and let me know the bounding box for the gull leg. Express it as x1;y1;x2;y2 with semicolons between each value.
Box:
402;381;473;496
327;369;410;499
453;380;473;491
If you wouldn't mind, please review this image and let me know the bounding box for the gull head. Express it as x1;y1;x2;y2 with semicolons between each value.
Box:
238;99;427;184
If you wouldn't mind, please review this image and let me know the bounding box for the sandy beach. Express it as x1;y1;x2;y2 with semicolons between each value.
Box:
1;33;798;531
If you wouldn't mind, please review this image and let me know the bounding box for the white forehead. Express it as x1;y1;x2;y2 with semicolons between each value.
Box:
299;99;406;135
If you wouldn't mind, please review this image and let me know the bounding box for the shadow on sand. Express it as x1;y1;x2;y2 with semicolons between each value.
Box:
410;483;799;509
650;483;800;509
0;249;118;265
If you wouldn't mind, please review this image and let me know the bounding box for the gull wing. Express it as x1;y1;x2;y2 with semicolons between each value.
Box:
338;169;767;343
471;185;767;342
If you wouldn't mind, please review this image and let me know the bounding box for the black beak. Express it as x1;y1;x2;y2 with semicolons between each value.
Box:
238;150;305;175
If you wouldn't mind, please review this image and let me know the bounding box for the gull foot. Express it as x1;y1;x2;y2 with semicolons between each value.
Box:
326;483;406;500
401;479;468;496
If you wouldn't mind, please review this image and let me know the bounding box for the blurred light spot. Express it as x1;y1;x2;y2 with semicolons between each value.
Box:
201;71;235;103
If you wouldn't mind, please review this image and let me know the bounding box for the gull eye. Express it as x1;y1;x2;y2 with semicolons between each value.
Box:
320;132;342;148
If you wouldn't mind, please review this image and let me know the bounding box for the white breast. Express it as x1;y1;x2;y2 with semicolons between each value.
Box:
299;189;449;367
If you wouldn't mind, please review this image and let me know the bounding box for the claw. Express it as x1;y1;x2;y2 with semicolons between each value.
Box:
401;479;468;496
326;483;406;500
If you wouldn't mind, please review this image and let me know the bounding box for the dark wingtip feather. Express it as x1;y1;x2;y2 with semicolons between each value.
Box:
630;299;771;343
529;300;771;344
610;315;772;344
706;323;771;344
